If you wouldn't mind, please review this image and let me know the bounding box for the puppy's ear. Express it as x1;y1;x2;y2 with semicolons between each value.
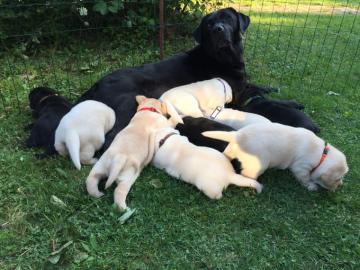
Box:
135;95;147;105
193;14;209;44
162;101;183;125
193;23;202;44
238;12;250;33
227;8;250;34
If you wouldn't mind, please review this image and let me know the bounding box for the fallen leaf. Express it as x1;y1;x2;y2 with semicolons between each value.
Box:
326;91;340;96
149;179;163;189
74;252;89;264
119;208;136;224
51;240;73;256
50;195;67;208
48;254;61;264
55;168;68;177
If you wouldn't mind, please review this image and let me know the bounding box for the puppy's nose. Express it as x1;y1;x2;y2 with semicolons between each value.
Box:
214;24;224;32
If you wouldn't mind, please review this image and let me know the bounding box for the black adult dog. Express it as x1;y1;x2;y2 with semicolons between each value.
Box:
72;7;318;148
25;87;71;158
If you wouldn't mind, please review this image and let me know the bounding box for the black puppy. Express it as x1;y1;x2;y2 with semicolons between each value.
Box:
55;8;317;149
234;85;320;133
25;87;71;158
176;116;241;173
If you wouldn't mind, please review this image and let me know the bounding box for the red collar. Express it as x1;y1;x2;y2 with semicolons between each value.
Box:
311;142;330;173
137;107;160;114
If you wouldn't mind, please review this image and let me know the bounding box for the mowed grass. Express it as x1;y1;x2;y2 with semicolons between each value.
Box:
1;3;360;269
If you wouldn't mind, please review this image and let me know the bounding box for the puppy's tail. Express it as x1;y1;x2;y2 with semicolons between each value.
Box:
201;131;237;143
228;174;263;194
104;155;127;189
65;130;81;170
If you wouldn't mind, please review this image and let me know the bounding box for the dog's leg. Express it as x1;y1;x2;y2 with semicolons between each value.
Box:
274;100;305;110
292;169;317;191
229;174;263;193
80;144;97;165
24;123;34;131
25;132;40;148
113;177;137;211
113;167;139;210
86;161;106;198
36;146;58;159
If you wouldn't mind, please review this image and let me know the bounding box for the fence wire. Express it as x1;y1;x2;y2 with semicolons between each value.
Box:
0;0;359;114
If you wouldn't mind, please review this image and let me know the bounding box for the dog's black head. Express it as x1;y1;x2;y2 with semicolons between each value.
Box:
29;87;57;110
193;8;250;66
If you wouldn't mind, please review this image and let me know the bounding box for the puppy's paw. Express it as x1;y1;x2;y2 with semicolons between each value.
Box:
307;182;319;191
114;200;127;212
90;190;104;198
82;158;98;165
255;183;263;194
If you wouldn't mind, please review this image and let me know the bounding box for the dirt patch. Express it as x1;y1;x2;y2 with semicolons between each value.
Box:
227;4;359;15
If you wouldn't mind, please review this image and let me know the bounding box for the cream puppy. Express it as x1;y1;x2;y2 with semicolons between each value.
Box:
160;78;232;117
86;96;182;210
55;100;115;170
206;107;271;129
203;123;348;191
152;127;263;199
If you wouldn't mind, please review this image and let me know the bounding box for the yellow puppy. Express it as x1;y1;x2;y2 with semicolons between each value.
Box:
86;95;182;210
160;78;232;117
203;123;348;191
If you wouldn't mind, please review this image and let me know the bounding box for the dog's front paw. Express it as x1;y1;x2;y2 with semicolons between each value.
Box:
307;182;319;191
256;183;263;194
90;190;104;198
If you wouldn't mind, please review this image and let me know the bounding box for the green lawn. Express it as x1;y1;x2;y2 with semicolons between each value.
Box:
1;2;360;269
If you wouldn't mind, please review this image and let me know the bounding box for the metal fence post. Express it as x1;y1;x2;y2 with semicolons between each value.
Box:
159;0;165;60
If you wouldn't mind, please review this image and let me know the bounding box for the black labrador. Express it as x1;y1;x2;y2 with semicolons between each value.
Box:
25;87;71;158
70;8;317;149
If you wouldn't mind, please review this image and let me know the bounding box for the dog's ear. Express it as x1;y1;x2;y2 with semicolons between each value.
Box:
227;7;250;33
193;23;202;44
193;14;209;44
162;101;183;125
238;12;250;33
135;95;147;105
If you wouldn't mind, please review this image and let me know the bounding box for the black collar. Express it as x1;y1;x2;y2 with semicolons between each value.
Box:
243;95;264;107
38;93;58;104
159;132;178;148
216;78;227;104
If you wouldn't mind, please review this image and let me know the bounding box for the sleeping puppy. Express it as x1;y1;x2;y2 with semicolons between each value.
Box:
54;100;115;170
86;95;182;210
203;123;348;191
152;127;263;199
207;107;271;129
160;78;232;117
25;87;71;158
176;116;241;173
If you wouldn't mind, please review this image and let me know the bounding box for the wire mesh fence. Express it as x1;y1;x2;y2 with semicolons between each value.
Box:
0;0;359;115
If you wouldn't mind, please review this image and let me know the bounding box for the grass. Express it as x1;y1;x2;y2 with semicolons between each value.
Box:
1;1;360;269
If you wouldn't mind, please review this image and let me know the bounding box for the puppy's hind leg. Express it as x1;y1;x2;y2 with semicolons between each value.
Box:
228;174;263;194
80;144;97;165
113;166;140;210
86;161;106;198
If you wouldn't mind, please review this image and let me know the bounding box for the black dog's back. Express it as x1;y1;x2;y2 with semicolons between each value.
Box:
26;87;71;158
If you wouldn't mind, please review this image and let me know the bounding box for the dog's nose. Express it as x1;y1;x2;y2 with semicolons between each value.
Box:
213;24;224;32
